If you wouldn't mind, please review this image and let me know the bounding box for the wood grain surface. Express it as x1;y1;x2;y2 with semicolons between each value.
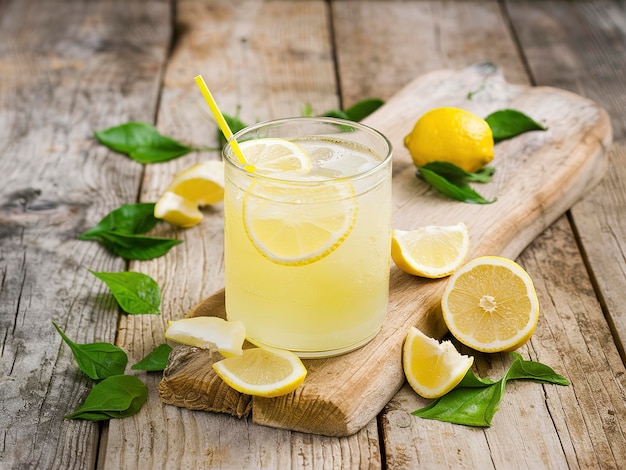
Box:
157;63;611;437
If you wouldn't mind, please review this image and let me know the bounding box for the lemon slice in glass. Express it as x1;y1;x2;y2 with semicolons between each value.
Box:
154;191;204;228
165;317;246;356
403;326;474;399
239;138;311;174
391;222;470;278
242;182;357;265
441;256;540;352
213;347;307;397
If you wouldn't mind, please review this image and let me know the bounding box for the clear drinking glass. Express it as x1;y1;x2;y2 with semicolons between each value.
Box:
223;117;392;358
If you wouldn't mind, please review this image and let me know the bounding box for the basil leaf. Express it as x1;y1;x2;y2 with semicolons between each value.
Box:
53;322;128;381
485;109;547;143
96;231;182;260
421;162;495;184
419;167;496;204
65;375;148;420
95;122;192;163
345;98;384;121
90;271;161;315
220;113;248;148
131;344;172;371
79;203;158;240
505;352;570;385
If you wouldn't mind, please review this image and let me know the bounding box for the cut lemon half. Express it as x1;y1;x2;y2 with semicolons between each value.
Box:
242;182;357;265
239;138;312;174
165;316;246;356
391;222;470;278
213;347;307;397
165;160;224;205
154;191;203;228
441;256;540;353
403;326;474;399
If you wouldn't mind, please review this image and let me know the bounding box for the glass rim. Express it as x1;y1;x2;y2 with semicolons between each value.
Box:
222;116;392;185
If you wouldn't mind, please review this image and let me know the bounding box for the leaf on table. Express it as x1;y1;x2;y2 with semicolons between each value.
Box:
64;375;148;420
95;122;192;163
79;203;158;240
90;271;161;315
485;109;547;143
95;232;182;260
53;322;128;381
131;344;173;371
419;166;496;204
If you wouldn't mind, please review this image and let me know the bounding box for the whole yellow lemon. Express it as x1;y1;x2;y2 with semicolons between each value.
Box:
404;107;494;173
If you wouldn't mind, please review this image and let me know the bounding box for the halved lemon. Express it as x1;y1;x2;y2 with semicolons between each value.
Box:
441;256;540;352
239;138;311;174
403;326;474;399
242;182;357;265
212;347;307;397
165;316;246;356
165;160;225;205
154;191;204;228
391;222;470;278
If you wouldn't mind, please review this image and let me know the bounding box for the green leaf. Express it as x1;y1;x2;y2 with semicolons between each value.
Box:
90;271;161;315
95;122;192;163
79;203;158;240
95;231;182;260
505;352;570;385
131;344;173;371
53;322;128;381
421;161;495;184
64;375;148;420
302;102;314;117
220;112;248;148
419;167;496;204
322;109;350;120
344;98;384;121
485;109;547;143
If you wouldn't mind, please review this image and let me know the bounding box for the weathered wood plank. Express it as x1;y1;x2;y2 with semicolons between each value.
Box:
101;1;382;468
0;0;171;469
505;0;626;361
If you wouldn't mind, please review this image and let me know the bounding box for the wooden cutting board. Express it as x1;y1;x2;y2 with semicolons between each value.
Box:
158;63;611;437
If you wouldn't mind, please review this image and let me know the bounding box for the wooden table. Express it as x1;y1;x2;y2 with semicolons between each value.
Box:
1;1;625;468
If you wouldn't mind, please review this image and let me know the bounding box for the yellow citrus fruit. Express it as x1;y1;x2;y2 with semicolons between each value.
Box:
154;191;204;228
212;347;307;397
239;138;312;174
404;107;494;173
403;326;474;399
391;222;470;278
165;316;246;356
441;256;539;352
165;160;225;205
242;182;357;265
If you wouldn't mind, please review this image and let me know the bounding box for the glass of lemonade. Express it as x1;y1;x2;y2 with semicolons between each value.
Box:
223;117;392;358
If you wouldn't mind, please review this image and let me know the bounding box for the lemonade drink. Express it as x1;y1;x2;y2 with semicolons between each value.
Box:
223;118;392;357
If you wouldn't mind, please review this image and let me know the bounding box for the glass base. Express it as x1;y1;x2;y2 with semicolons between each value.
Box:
245;328;381;359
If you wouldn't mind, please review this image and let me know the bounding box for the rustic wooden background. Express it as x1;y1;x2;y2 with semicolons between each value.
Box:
1;1;625;469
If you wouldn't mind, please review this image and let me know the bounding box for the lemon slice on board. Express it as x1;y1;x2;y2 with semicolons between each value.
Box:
239;138;311;174
403;326;474;399
165;160;225;205
213;347;307;397
242;182;357;265
391;222;470;278
154;191;204;228
165;317;246;356
441;256;539;353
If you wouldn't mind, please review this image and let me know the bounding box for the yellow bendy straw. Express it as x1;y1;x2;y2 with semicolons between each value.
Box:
194;74;255;172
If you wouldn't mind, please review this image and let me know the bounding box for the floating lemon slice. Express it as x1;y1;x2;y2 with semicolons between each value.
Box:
154;191;204;228
391;222;470;278
403;326;474;399
242;182;357;265
441;256;539;352
239;138;311;174
213;347;307;397
165;317;246;356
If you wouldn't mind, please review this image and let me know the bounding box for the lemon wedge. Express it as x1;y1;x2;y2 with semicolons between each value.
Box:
441;256;540;352
165;317;246;356
213;347;307;397
391;222;470;278
403;326;474;399
239;138;311;174
242;182;357;265
154;191;204;228
165;160;225;205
